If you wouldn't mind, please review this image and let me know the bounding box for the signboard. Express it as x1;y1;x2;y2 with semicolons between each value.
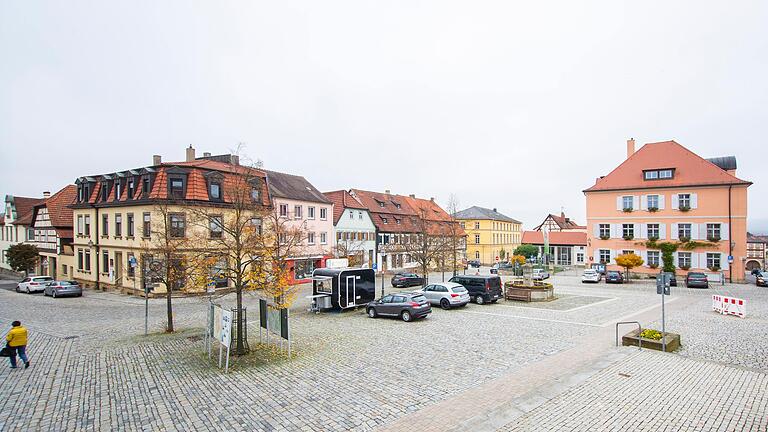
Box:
372;263;377;271
656;273;671;295
326;258;349;269
727;255;734;263
220;309;233;348
259;299;268;329
212;307;223;341
280;309;289;340
267;307;282;337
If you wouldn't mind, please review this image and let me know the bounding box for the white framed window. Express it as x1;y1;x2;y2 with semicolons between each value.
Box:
307;232;315;245
659;169;673;179
349;211;353;219
279;204;288;218
320;208;327;220
320;232;327;244
647;251;660;267
294;205;302;219
599;249;611;264
599;224;610;238
622;196;633;211
77;215;84;235
474;234;480;244
678;194;691;208
706;223;721;240
647;223;660;239
622;224;634;239
474;222;480;229
678;252;692;268
706;253;721;270
647;195;659;209
358;211;363;219
475;251;480;259
678;223;691;240
308;206;315;219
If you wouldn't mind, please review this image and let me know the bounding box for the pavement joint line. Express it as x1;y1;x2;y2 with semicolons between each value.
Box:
459;310;604;328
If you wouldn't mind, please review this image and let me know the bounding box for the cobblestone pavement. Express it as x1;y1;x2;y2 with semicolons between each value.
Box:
0;273;766;431
499;349;768;432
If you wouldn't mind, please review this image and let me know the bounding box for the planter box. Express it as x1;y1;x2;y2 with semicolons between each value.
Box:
622;329;681;352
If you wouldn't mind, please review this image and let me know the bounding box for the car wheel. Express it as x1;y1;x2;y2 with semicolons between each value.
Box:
16;286;20;293
475;295;485;305
401;310;412;322
491;299;498;303
440;299;450;310
26;287;30;294
367;308;377;318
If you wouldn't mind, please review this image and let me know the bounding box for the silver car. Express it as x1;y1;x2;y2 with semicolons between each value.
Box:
44;280;83;298
16;276;54;293
414;282;471;309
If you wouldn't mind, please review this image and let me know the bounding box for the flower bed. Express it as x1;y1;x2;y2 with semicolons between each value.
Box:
622;328;681;352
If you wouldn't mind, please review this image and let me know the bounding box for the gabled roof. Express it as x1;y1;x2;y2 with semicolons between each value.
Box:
747;232;768;244
584;140;752;192
12;196;45;226
43;185;77;228
521;231;587;246
264;170;331;204
324;190;367;224
534;213;585;231
453;206;521;224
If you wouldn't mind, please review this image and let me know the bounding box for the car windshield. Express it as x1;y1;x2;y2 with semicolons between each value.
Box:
410;295;427;303
607;271;620;276
34;277;53;281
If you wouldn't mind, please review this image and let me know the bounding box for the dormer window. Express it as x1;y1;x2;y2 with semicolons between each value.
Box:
251;186;260;202
210;182;221;200
142;177;151;195
115;181;122;200
644;168;674;180
127;179;135;200
101;182;109;202
169;178;184;199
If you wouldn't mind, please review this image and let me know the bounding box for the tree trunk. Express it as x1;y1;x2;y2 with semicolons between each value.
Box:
166;287;174;332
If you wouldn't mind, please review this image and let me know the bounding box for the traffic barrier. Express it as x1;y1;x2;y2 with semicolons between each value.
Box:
711;295;746;318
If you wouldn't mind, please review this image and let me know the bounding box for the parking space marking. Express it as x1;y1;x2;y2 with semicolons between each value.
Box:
460;310;604;327
598;296;679;327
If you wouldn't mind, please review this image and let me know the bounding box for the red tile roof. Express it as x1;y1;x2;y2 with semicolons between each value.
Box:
13;196;45;226
584;140;752;192
324;190;366;224
43;185;77;228
521;230;587;246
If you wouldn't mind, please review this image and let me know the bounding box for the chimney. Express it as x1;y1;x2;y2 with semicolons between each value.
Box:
561;211;565;218
43;191;51;198
186;145;196;162
385;189;391;194
493;208;497;212
230;155;240;165
153;155;162;165
409;194;416;198
203;152;211;157
626;138;636;159
430;197;434;202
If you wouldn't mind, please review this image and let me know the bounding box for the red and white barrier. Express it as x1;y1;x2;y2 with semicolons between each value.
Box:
712;295;746;318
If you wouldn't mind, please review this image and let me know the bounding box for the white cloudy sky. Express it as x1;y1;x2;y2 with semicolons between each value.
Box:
1;1;766;231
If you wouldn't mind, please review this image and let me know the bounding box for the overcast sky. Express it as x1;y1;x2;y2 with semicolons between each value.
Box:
1;1;766;231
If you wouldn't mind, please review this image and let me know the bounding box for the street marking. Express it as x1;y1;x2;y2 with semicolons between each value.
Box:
460;310;604;328
598;296;680;327
494;296;618;313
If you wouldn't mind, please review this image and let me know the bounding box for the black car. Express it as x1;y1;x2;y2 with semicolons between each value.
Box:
391;273;425;288
448;275;503;304
751;268;763;277
605;271;624;284
366;293;431;322
685;272;709;288
756;271;767;287
468;260;481;268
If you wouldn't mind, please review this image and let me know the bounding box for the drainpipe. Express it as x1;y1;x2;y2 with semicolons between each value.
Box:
95;207;101;290
728;185;733;283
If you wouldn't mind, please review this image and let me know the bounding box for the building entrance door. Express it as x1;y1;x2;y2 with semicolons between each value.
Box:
114;252;123;285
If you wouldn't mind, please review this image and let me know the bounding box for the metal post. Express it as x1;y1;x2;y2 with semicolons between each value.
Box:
381;269;385;297
224;348;230;374
287;309;291;358
144;280;149;336
661;285;666;352
218;343;223;368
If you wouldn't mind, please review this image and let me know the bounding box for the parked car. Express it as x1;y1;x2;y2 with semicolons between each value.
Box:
16;276;54;293
668;273;678;287
366;292;431;322
756;271;767;287
685;272;709;288
448;275;502;304
414;282;470;309
44;280;83;298
751;268;763;277
391;273;425;288
492;261;513;270
468;260;481;268
605;270;624;284
581;269;602;283
532;268;550;280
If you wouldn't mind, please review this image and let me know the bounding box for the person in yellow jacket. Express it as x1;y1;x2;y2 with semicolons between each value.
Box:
6;321;29;369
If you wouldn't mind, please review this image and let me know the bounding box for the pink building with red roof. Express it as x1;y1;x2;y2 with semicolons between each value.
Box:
585;139;751;282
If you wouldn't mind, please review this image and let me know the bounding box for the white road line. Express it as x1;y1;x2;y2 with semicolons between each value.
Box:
460;310;604;328
495;296;619;313
598;296;679;327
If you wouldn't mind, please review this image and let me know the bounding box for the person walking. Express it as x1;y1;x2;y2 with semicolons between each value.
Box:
6;321;29;369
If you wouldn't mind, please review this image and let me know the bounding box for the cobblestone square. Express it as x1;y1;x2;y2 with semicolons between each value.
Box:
0;272;766;431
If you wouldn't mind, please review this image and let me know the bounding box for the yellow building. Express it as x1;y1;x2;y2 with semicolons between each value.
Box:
454;206;522;265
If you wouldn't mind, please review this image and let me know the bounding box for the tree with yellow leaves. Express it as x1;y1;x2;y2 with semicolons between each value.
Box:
615;253;644;281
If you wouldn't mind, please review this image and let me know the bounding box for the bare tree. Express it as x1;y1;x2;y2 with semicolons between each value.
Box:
401;209;452;287
444;194;464;277
139;201;193;333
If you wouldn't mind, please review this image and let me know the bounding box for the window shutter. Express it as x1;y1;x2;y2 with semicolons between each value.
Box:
616;196;622;211
673;252;679;267
640;195;647;210
610;249;617;263
699;253;707;270
721;253;729;270
691;193;699;209
640;250;647;264
659;224;666;240
639;223;647;239
671;194;679;210
691;224;699;240
691;253;699;269
633;223;640;238
670;223;678;240
593;224;600;238
658;195;665;210
721;223;729;240
633;196;640;210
